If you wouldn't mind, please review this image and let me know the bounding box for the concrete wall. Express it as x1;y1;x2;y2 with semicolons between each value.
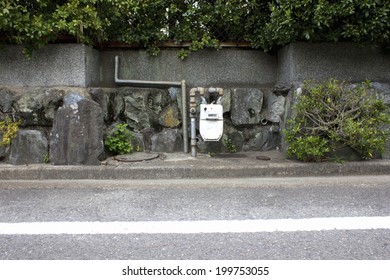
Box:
278;42;390;84
1;42;390;87
0;44;100;87
99;49;277;88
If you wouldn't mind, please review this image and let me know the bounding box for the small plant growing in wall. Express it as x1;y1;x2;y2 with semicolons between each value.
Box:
0;117;21;146
223;136;237;153
284;79;390;162
104;123;134;155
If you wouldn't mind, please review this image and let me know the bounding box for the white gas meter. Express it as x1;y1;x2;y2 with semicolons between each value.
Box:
199;104;224;141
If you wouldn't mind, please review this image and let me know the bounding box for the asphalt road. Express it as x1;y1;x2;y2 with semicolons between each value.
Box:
0;176;390;260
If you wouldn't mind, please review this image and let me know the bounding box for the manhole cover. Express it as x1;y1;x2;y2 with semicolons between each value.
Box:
256;155;271;161
114;152;159;162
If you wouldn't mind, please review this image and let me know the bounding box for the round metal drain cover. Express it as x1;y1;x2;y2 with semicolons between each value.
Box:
256;155;271;161
114;152;159;162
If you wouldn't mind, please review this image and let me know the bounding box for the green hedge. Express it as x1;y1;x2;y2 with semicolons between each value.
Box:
285;79;390;162
1;0;389;56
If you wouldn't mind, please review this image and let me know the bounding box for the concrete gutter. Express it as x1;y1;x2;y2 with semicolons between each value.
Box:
0;151;390;180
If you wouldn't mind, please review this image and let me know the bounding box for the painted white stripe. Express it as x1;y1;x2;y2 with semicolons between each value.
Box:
1;216;390;235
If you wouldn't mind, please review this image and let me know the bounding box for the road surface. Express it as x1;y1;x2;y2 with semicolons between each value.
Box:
0;176;389;259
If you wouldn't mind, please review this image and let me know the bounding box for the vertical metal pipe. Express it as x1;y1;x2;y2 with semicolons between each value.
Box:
191;117;197;157
189;87;199;157
181;80;188;153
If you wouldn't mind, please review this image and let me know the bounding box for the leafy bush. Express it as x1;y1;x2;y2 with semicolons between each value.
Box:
104;123;134;155
254;0;390;50
285;79;390;162
0;117;21;146
1;1;389;56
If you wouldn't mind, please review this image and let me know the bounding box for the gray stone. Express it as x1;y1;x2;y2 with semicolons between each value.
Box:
89;88;116;123
113;92;125;121
0;145;9;160
131;132;145;152
15;89;46;126
8;130;48;165
0;132;10;160
247;127;280;151
50;97;104;165
0;88;16;113
64;92;86;105
124;93;151;130
168;87;178;101
42;88;65;122
169;87;184;119
221;89;232;114
159;104;181;128
15;88;70;125
151;129;183;152
141;127;155;151
268;95;286;123
197;138;224;154
273;83;292;96
231;88;264;126
122;88;171;130
371;82;390;105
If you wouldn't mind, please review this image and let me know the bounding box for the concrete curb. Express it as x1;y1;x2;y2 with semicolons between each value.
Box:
0;160;389;180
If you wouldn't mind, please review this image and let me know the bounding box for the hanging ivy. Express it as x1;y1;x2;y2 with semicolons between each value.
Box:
0;0;389;56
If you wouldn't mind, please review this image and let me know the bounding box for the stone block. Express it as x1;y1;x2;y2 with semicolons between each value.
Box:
9;130;48;165
151;129;183;152
268;95;286;123
231;88;264;126
0;132;10;160
159;104;181;128
0;88;16;113
50;94;104;165
121;87;171;130
221;89;232;114
247;127;280;151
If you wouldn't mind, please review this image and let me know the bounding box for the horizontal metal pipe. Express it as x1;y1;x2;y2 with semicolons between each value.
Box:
114;56;181;87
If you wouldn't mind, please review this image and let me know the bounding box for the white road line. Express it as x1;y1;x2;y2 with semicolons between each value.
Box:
1;216;390;235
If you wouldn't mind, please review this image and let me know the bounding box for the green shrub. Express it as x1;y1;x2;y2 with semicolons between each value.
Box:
0;117;21;146
254;0;390;50
223;136;237;153
285;79;390;162
104;123;134;155
1;1;388;56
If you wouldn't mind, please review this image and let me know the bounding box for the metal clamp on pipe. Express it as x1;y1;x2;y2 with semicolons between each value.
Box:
208;87;224;104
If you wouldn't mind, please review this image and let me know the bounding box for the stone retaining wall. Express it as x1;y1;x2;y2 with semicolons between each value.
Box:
0;85;285;165
1;43;390;164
